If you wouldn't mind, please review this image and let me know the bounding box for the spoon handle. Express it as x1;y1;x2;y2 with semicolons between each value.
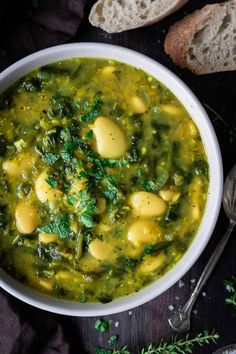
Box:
182;221;235;314
169;221;236;333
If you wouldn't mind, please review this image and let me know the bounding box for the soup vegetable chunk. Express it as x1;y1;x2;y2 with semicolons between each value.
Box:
0;58;209;303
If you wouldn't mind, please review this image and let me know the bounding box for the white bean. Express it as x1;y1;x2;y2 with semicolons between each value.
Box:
92;116;127;158
127;219;162;246
139;253;167;273
129;191;167;217
89;238;112;260
15;200;39;234
35;171;61;203
130;95;147;114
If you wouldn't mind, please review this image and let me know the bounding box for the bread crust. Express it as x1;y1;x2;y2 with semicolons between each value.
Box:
89;0;189;33
164;4;220;72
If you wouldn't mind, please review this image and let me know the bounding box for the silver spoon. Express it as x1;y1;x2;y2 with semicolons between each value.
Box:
213;344;236;354
168;164;236;332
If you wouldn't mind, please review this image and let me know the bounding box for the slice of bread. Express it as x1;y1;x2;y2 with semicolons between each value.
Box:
89;0;188;33
165;0;236;75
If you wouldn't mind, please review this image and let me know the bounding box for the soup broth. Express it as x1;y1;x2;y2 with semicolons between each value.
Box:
0;58;209;303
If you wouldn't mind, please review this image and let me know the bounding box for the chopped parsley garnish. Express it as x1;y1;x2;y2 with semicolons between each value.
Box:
42;152;60;165
45;176;57;189
81;96;101;122
103;175;118;201
144;245;154;254
38;215;70;239
75;190;97;228
86;130;94;140
94;319;112;333
79;213;94;228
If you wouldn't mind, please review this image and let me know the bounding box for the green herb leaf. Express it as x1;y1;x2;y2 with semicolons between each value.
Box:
108;336;118;347
38;215;70;239
86;130;94;140
94;319;112;333
144;245;154;254
81;109;99;123
42;152;60;165
81;97;101;122
79;213;94;228
45;177;57;189
143;180;155;192
103;175;118;201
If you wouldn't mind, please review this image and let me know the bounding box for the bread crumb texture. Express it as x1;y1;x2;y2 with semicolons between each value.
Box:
89;0;188;33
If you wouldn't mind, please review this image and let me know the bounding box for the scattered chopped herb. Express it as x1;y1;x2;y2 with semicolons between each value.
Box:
42;152;60;165
37;245;61;262
144;242;173;256
79;213;94;228
81;97;101;122
50;96;74;118
38;215;70;239
136;169;142;177
144;245;154;254
108;336;118;347
45;177;57;189
103;175;118;201
76;190;97;228
143;180;155;192
86;130;94;140
94;319;112;333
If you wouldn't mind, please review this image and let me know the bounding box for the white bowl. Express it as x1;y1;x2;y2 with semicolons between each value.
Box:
0;43;223;316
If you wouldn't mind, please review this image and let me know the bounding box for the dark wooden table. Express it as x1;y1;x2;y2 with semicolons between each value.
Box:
3;0;236;353
71;1;236;352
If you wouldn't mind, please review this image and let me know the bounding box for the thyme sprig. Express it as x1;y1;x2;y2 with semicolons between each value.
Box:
95;330;219;354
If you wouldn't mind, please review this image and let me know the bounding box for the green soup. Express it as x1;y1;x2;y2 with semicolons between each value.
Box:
0;58;209;303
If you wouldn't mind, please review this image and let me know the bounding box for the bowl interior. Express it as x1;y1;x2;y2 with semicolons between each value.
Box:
0;43;223;316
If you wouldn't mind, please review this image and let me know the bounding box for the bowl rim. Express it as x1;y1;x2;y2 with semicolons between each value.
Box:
0;42;223;316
